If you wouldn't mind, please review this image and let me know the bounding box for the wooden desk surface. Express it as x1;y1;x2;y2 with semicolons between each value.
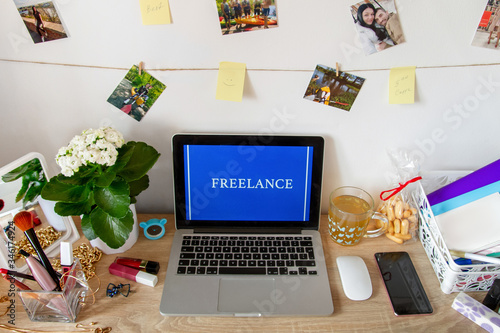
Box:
0;214;487;332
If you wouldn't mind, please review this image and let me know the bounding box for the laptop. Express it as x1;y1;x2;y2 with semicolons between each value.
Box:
160;134;334;316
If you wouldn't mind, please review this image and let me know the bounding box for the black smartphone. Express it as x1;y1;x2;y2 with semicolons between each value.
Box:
374;252;433;316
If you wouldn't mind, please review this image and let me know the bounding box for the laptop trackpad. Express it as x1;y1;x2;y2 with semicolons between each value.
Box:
218;278;277;315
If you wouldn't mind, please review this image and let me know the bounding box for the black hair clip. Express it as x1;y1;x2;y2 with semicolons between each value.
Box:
106;283;131;298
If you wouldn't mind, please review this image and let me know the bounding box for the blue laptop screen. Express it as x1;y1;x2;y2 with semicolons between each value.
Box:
183;144;313;221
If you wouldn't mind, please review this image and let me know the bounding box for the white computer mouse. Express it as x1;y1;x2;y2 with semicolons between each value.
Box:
336;256;372;301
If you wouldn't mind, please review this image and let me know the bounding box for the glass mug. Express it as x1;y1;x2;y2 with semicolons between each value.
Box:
328;186;388;246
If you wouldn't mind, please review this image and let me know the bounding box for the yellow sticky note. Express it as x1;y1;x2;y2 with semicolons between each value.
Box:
389;66;416;104
216;62;246;102
140;0;171;25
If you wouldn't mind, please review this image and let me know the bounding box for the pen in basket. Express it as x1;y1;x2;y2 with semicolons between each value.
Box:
450;250;500;266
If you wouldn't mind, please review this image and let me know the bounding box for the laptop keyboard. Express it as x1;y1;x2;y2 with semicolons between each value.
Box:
176;235;318;276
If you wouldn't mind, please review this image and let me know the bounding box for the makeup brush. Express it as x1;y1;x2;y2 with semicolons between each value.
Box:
14;211;61;290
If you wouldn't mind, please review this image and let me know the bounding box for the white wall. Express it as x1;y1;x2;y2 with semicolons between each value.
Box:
1;0;499;214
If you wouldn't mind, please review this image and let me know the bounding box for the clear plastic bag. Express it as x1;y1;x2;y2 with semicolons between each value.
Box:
376;149;421;244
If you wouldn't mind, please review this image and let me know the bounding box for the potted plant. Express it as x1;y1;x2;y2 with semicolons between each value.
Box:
41;127;160;250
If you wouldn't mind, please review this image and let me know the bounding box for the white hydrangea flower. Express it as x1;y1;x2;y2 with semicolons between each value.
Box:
66;155;83;169
71;136;87;151
94;128;106;139
86;148;101;164
103;127;125;148
61;166;74;177
55;127;125;175
79;150;92;165
57;154;81;177
95;152;110;166
56;155;68;169
57;146;69;158
108;155;117;166
85;132;99;146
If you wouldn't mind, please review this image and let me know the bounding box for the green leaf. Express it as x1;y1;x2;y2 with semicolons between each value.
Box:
57;165;98;185
5;160;46;205
54;194;95;216
118;142;160;182
1;159;42;183
94;170;116;187
23;180;45;206
81;214;97;241
128;174;149;198
110;144;135;173
94;179;130;218
41;177;91;203
24;170;39;184
16;177;30;203
90;207;134;249
16;171;39;202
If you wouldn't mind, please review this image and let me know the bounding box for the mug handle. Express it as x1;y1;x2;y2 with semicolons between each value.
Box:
364;212;389;238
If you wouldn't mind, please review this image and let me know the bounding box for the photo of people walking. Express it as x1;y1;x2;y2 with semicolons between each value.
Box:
216;0;278;35
350;0;405;55
14;1;68;44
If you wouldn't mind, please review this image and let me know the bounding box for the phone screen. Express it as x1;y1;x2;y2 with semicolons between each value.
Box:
374;252;433;316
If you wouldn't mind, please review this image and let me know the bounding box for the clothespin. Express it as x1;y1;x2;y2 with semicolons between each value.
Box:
336;62;340;77
139;62;143;76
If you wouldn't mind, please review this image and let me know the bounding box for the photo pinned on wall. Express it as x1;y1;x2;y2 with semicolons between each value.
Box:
217;0;278;36
350;0;405;55
107;65;166;122
14;0;68;44
471;2;500;50
303;65;366;112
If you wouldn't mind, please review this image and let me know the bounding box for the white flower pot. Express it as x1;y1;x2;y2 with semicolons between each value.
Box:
89;204;139;255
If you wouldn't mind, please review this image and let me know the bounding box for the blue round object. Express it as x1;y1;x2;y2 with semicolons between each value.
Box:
139;218;167;240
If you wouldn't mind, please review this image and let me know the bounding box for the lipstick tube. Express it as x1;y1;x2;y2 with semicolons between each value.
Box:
114;257;160;275
60;242;73;284
109;263;158;287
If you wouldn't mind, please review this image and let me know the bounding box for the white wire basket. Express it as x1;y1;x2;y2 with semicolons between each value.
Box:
412;181;500;294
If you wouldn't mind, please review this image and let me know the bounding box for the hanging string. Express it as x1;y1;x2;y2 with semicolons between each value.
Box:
1;58;499;73
380;176;422;201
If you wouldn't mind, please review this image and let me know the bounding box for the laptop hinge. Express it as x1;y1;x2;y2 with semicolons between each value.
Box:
193;228;302;234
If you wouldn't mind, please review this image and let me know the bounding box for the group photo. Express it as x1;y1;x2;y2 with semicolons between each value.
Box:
216;0;278;35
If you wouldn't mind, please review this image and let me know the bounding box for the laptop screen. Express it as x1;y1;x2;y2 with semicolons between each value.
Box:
172;134;324;230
